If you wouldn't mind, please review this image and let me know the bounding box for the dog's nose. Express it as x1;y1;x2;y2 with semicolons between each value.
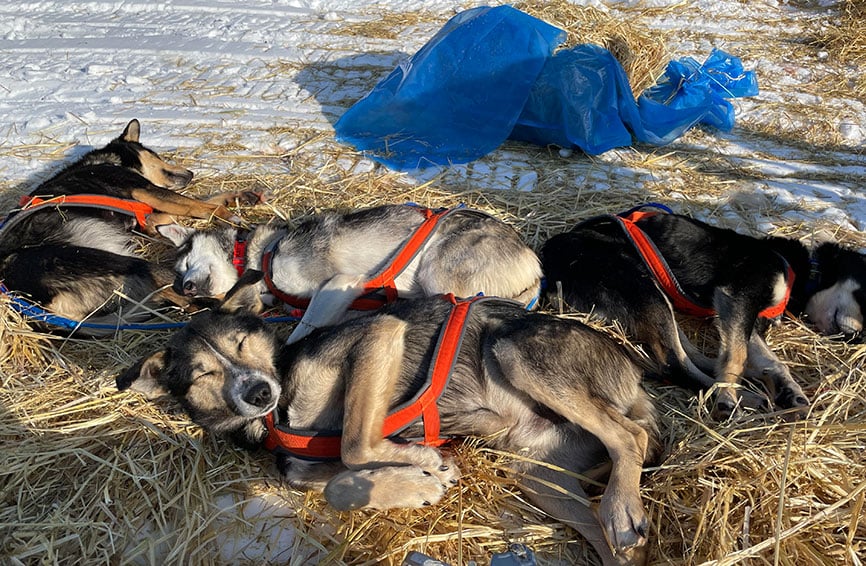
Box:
183;280;197;296
244;382;273;408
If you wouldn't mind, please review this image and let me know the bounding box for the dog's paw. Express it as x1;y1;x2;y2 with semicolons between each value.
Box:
775;386;810;420
597;489;648;554
430;455;461;489
325;465;451;511
710;399;738;421
232;190;266;206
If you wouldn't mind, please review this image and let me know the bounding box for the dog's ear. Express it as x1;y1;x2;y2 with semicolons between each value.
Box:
117;350;169;399
120;119;141;143
220;270;265;315
156;223;195;247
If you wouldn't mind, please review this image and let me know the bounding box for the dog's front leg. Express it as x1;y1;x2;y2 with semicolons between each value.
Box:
323;315;459;510
746;330;810;419
285;273;368;344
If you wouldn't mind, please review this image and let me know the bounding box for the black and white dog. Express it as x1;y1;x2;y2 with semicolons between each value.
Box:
158;204;543;343
541;207;862;419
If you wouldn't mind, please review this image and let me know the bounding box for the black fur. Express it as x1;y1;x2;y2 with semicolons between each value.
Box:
0;120;195;331
541;211;852;418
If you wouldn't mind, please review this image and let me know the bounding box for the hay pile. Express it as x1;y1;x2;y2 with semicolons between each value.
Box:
2;2;865;565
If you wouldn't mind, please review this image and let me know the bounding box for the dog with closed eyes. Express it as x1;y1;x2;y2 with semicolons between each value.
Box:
0;119;258;332
541;206;865;419
118;271;662;566
156;203;543;344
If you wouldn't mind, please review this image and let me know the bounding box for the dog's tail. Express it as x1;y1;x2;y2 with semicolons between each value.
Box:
633;292;719;393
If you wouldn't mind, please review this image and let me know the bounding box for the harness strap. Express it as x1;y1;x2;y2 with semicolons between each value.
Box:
16;194;154;229
263;294;487;460
260;206;466;311
616;208;794;319
615;211;716;318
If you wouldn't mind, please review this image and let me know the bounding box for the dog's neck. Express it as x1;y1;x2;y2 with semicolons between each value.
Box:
236;224;287;272
766;236;829;314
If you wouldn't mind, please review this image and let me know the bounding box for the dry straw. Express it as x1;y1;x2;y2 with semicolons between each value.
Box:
2;1;865;565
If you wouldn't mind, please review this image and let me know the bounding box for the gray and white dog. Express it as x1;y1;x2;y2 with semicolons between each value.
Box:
158;204;543;343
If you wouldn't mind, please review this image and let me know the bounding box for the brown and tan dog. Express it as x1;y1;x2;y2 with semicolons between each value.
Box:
120;272;662;565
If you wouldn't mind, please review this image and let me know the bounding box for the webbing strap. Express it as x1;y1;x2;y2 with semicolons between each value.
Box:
615;211;716;317
263;294;486;460
261;206;460;311
18;194;153;228
616;209;794;319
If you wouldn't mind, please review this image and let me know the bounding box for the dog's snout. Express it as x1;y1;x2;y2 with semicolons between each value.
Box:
183;280;198;296
244;381;273;408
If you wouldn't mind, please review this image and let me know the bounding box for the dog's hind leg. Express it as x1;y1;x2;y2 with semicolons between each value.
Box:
324;315;459;510
285;273;369;344
517;441;648;566
490;336;651;558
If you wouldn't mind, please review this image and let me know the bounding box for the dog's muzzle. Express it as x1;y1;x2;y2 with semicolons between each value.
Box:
231;373;280;418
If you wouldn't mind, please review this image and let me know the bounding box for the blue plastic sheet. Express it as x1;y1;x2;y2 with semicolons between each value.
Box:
334;5;758;170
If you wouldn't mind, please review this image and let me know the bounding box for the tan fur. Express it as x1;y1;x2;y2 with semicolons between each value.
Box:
120;284;659;566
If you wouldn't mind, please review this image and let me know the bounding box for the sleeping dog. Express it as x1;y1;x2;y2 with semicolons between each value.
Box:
541;206;863;419
157;204;543;343
0;119;256;331
119;272;661;566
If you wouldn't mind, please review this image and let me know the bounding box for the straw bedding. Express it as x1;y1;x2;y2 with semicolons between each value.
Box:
2;1;865;565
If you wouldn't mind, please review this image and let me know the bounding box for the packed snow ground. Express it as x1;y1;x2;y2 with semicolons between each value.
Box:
0;0;864;563
1;1;863;231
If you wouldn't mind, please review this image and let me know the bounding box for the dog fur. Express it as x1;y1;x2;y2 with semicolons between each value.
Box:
157;204;543;343
540;210;863;419
118;273;661;566
0;119;255;330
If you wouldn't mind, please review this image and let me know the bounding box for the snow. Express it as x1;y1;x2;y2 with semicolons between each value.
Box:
0;0;863;562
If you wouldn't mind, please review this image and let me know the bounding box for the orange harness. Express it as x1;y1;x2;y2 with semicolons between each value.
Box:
263;294;488;460
1;194;155;234
259;206;475;311
616;209;794;319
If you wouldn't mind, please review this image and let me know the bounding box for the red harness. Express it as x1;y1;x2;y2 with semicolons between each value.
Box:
263;294;486;460
616;209;794;319
15;194;154;229
259;206;467;312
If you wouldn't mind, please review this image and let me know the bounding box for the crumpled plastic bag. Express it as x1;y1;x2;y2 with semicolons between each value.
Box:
334;5;758;170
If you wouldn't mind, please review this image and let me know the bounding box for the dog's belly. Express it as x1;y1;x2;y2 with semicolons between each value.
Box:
60;217;137;256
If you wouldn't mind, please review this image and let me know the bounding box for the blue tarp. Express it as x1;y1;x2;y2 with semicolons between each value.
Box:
335;5;758;171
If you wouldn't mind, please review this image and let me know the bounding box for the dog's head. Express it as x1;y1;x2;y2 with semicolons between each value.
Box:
118;271;279;445
157;224;240;298
804;243;866;338
87;119;194;190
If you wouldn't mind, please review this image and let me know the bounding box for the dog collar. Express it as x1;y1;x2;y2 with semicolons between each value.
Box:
262;294;500;460
231;229;250;277
804;250;822;296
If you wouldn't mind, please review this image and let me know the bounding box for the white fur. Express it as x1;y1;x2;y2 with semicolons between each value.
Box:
180;233;240;296
805;278;863;334
63;218;136;256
